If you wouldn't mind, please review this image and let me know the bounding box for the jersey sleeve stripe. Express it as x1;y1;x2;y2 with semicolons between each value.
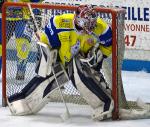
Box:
99;26;112;47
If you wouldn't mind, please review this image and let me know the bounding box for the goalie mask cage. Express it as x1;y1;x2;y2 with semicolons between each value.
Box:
1;2;150;120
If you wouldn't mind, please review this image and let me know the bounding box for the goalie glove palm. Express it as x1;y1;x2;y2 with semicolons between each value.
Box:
88;49;103;67
80;47;103;67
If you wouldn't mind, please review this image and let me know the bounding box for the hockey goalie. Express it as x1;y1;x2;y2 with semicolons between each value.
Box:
7;5;114;121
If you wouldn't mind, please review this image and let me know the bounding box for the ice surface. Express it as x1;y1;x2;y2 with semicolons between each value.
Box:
0;71;150;127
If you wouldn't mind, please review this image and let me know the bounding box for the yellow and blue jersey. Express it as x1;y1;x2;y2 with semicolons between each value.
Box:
45;14;75;48
43;13;112;65
6;0;42;60
94;18;112;57
80;18;112;57
44;14;80;64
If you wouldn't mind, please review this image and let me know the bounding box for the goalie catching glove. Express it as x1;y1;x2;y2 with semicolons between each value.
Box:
80;43;103;67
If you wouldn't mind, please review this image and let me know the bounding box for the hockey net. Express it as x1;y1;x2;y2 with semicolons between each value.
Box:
1;2;150;120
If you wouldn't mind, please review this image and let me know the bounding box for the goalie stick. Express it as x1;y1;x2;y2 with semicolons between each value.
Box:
27;3;71;120
52;66;70;121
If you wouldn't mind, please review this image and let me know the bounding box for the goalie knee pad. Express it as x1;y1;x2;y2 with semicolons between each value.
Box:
35;41;57;77
74;57;114;120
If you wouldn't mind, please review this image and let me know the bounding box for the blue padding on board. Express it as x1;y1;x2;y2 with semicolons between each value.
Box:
122;59;150;73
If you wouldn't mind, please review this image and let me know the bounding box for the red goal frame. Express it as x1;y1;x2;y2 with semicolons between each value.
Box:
1;2;125;120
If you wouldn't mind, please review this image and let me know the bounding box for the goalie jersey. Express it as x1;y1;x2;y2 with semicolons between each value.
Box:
41;13;112;65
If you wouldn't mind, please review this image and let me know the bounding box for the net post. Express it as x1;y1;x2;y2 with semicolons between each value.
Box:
111;11;119;120
2;2;7;107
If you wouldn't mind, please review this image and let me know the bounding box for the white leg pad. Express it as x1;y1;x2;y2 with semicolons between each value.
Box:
7;76;55;115
7;99;32;116
25;79;51;114
73;58;114;120
36;41;57;77
7;66;68;116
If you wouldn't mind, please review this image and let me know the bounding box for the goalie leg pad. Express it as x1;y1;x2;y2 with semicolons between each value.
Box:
74;57;114;120
7;99;32;116
7;63;69;116
7;75;56;115
35;41;57;77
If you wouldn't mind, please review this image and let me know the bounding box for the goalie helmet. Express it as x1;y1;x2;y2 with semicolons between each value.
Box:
75;5;97;34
